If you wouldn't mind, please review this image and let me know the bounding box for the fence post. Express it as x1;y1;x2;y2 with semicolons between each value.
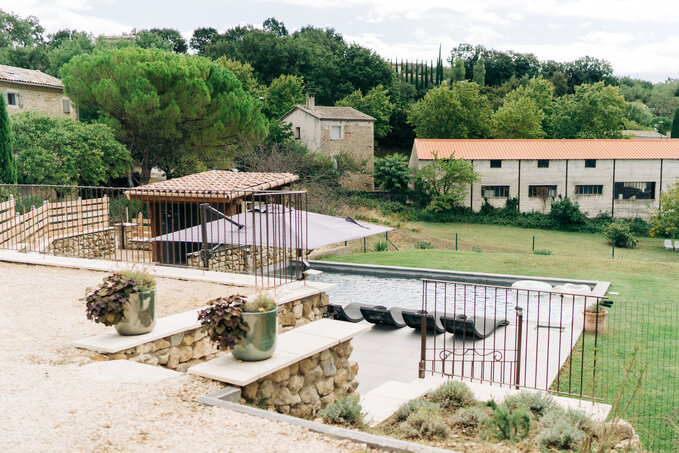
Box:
364;237;367;253
612;243;615;259
532;236;535;253
200;203;210;269
419;311;428;379
515;306;523;389
455;232;458;251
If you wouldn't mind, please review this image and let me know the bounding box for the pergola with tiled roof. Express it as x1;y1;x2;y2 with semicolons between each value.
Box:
412;139;679;161
126;170;298;203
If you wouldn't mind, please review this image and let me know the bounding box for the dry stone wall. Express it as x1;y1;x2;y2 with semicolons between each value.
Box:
47;228;115;259
186;245;298;274
241;341;359;418
95;326;219;372
278;292;329;332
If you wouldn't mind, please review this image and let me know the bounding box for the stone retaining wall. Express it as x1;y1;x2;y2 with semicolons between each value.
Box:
186;245;297;274
95;326;220;372
241;341;359;418
47;229;115;258
278;292;329;332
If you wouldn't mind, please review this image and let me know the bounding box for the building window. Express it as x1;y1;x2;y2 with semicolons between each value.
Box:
482;185;510;198
528;185;557;198
62;99;71;113
294;127;301;139
614;182;655;200
330;125;342;140
6;92;17;106
537;160;549;168
490;160;502;168
585;159;596;168
575;185;603;195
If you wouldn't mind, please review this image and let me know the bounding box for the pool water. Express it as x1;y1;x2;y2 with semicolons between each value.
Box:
310;271;577;325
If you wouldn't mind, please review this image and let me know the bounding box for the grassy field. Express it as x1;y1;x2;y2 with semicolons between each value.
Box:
329;222;679;451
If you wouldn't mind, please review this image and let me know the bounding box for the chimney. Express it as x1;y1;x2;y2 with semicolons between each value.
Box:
306;94;315;110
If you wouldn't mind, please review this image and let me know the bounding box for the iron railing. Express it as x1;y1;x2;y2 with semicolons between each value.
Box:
0;184;308;287
418;278;606;400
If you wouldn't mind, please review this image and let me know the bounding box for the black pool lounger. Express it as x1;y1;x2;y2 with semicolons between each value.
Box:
440;314;509;340
401;310;445;334
329;303;382;323
360;306;406;328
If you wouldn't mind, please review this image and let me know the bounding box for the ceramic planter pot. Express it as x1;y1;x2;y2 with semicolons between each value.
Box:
115;289;156;336
583;310;608;335
232;307;278;361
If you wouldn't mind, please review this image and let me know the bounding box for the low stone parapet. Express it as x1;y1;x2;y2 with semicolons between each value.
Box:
47;228;115;258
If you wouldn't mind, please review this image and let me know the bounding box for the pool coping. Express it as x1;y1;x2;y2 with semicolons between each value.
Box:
308;260;610;298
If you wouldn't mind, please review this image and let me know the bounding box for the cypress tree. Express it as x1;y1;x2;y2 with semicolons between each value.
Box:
415;60;419;89
672;107;679;138
0;95;17;185
473;56;486;86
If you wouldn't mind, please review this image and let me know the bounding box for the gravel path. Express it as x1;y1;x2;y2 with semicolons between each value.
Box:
0;262;368;453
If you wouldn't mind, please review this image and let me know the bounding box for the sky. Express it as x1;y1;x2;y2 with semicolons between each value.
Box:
5;0;679;83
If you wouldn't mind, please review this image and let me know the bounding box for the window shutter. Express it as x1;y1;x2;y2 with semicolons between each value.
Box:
17;93;23;108
62;98;71;113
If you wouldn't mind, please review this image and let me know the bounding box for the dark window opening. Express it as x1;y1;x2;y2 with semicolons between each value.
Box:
294;127;301;139
537;160;549;168
529;185;557;198
482;185;510;198
575;185;603;195
490;160;502;168
6;93;16;106
585;159;596;168
614;182;655;200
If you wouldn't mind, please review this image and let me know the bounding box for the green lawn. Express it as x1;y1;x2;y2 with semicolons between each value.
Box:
327;223;679;451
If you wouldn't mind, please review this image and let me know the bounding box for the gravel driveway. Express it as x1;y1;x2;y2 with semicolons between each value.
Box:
0;262;367;453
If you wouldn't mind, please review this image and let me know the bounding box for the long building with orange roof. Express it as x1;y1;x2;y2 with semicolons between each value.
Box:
409;139;679;218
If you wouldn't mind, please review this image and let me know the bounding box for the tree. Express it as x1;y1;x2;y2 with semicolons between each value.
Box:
190;27;218;53
46;32;93;76
373;153;410;193
408;83;492;139
263;18;288;36
492;95;545;138
61;47;268;184
133;30;173;52
564;56;613;89
672;107;679;138
450;57;465;83
413;153;479;212
625;101;654;128
547;82;627;139
650;183;679;239
336;84;394;140
214;57;264;97
264;74;305;119
10;112;130;185
0;94;17;184
472;56;486;86
652;116;672;135
147;28;188;53
0;10;47;70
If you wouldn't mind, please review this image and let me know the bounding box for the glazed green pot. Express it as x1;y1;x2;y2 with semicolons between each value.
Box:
115;290;156;336
232;307;278;361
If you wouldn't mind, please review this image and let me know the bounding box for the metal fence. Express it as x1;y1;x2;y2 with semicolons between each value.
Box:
0;184;308;287
418;278;606;399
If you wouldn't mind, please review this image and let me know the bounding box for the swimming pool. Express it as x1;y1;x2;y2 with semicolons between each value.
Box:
307;261;600;325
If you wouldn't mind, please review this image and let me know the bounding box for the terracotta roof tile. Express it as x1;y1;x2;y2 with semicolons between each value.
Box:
126;170;298;200
0;64;63;89
284;105;375;121
413;139;679;161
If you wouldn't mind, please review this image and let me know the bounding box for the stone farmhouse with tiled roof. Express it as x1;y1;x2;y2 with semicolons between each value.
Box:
0;64;77;120
281;95;375;191
410;138;679;219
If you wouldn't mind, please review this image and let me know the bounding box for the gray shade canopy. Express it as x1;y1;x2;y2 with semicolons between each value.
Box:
152;205;392;250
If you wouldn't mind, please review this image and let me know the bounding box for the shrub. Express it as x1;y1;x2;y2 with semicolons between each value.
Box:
451;406;489;428
429;381;476;409
374;154;411;193
471;245;483;253
413;240;435;250
318;396;364;426
485;401;531;441
400;408;450;439
533;249;553;255
372;239;389;252
549;198;587;231
242;293;277;313
603;221;638;248
626;217;651;236
502;392;555;419
394;399;441;422
537;409;587;450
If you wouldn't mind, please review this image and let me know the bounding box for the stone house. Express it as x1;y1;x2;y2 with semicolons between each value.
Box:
0;64;77;120
409;139;679;219
281;96;375;190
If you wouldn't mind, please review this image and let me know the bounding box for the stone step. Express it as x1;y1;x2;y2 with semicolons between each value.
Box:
188;319;370;387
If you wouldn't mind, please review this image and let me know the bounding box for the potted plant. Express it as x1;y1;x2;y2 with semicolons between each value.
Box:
584;302;608;335
85;270;156;336
198;293;278;361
